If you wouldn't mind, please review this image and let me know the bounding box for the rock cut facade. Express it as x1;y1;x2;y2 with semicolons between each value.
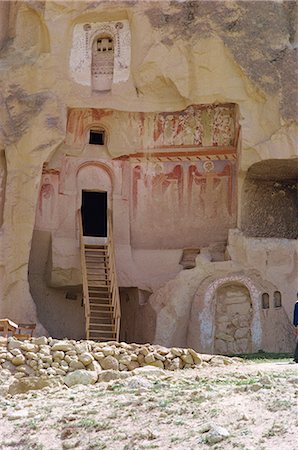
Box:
0;0;297;354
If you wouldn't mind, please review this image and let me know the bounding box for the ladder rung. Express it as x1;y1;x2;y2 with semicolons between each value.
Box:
85;245;107;249
89;302;114;306
89;330;116;335
85;248;108;252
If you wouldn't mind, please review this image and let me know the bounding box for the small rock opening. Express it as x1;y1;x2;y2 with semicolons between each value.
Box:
262;293;270;309
89;129;105;145
241;159;298;238
273;290;282;308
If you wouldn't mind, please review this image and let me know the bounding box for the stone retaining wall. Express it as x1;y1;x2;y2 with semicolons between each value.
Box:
0;337;236;385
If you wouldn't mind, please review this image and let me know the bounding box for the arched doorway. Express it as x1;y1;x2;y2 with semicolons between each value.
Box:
214;283;253;354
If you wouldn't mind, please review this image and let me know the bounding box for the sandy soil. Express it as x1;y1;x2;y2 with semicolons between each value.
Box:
0;360;297;450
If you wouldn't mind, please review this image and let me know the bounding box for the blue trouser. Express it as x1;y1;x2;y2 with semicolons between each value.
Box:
295;338;298;362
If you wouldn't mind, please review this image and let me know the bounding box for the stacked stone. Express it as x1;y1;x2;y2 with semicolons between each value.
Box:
0;337;234;381
214;286;252;355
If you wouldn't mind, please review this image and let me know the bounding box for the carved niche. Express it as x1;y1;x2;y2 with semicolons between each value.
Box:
70;20;131;90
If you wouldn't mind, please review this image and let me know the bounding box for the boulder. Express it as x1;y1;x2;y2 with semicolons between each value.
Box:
100;355;119;370
97;370;131;383
64;370;98;387
205;426;230;444
8;376;60;395
20;343;39;353
31;336;48;346
51;342;74;352
11;355;26;366
7;339;23;351
78;352;94;366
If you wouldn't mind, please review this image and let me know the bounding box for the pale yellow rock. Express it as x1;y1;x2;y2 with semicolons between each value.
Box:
20;343;39;353
127;361;140;371
78;352;94;366
100;356;119;371
171;348;183;357
51;342;74;352
144;353;156;364
86;360;102;373
137;354;145;364
93;352;105;362
53;351;65;360
148;360;164;369
102;347;115;356
181;353;194;365
188;349;202;365
25;352;38;360
11;355;26;366
69;360;85;370
16;364;35;375
119;355;132;365
31;337;48;346
64;370;98;387
7;339;22;351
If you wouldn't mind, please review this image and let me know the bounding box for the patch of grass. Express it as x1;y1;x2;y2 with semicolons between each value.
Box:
267;399;293;412
86;441;107;450
77;417;97;428
263;421;287;437
234;376;260;386
228;351;293;362
27;420;38;430
158;399;172;408
174;419;185;426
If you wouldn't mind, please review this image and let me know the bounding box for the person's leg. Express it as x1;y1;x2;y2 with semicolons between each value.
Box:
294;339;298;363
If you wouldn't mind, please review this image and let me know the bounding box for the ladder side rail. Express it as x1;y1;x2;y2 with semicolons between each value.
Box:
78;210;90;338
107;211;121;341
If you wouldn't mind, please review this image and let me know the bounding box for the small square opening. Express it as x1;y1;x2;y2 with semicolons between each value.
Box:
89;130;105;145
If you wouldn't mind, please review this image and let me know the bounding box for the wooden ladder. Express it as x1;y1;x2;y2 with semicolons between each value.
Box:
79;212;121;342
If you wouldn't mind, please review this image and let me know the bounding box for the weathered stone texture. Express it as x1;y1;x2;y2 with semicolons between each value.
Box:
0;1;297;351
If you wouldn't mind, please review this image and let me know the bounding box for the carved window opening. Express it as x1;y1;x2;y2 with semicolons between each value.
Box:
89;130;105;145
91;34;114;92
273;291;282;308
262;293;270;309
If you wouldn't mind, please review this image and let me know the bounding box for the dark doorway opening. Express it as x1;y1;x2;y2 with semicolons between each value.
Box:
81;191;107;237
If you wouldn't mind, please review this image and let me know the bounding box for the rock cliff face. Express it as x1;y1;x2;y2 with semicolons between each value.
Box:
0;1;297;352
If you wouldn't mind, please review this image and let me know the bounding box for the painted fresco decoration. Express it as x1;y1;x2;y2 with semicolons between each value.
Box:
66;104;237;151
37;103;239;249
129;158;236;248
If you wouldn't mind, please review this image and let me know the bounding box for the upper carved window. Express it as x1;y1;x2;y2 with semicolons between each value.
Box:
262;293;269;309
89;130;105;145
273;291;282;308
91;35;114;92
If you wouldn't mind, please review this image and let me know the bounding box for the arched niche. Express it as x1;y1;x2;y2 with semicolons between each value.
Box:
91;34;114;92
273;291;282;308
241;159;298;238
70;20;130;88
76;162;114;210
214;283;253;354
262;293;270;309
196;274;262;354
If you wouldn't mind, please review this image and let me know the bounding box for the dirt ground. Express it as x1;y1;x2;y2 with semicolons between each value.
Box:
0;360;297;450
